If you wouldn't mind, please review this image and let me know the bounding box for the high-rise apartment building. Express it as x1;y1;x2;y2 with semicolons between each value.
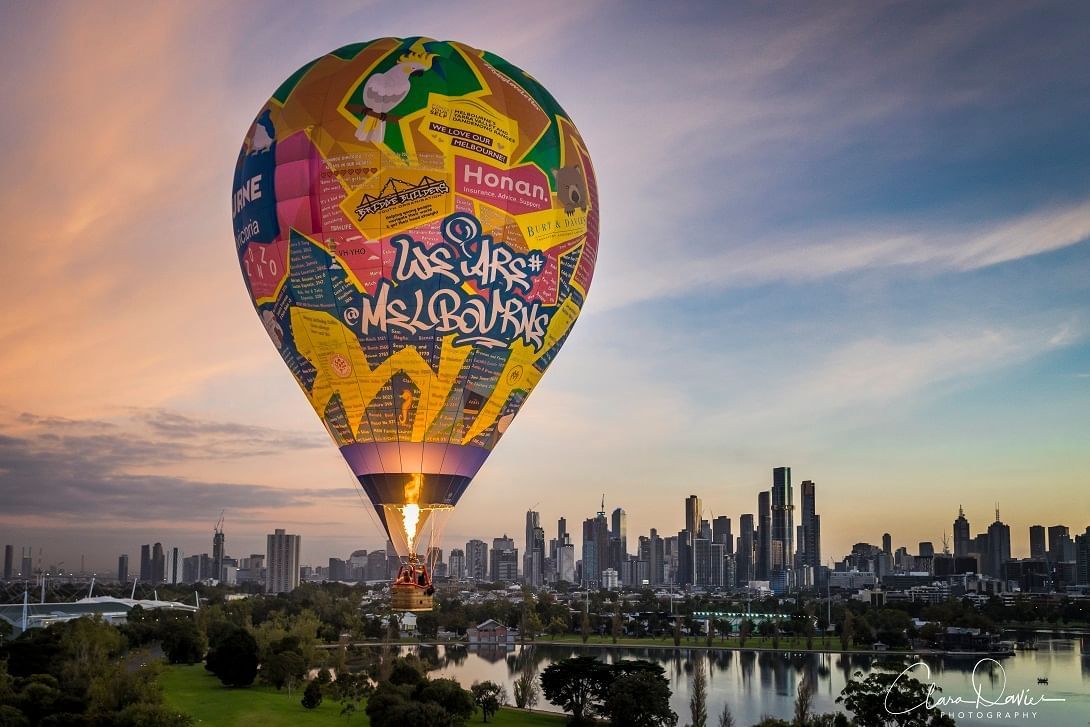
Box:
213;526;226;583
465;539;488;580
798;480;820;573
1048;525;1071;564
771;467;794;581
266;529;301;594
712;516;732;554
449;548;466;579
151;543;165;583
987;508;1011;580
3;545;12;580
117;554;129;583
139;544;152;582
165;547;184;584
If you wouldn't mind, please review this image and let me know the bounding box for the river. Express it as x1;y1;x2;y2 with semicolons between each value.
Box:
384;633;1089;726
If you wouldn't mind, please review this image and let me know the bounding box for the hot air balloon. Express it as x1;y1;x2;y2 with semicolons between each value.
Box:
231;37;598;611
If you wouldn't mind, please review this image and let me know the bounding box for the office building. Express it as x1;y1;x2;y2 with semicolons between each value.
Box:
490;535;518;582
736;513;754;586
139;544;151;582
1048;525;1071;564
523;511;544;587
165;547;183;584
953;506;971;557
266;529;301;594
1029;525;1046;560
2;545;11;580
882;533;892;555
117;554;129;583
151;543;165;583
756;491;771;580
611;508;627;551
712;516;732;555
919;542;934;558
987;508;1011;580
1076;527;1090;587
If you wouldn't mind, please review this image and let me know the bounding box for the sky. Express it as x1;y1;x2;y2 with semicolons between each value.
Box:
1;1;1088;574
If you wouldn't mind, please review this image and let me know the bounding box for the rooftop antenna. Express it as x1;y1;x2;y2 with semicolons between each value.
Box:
995;503;1000;523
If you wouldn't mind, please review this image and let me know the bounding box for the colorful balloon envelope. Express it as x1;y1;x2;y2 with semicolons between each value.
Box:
231;37;599;587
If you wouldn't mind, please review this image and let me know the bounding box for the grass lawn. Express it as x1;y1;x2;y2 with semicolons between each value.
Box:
161;664;565;726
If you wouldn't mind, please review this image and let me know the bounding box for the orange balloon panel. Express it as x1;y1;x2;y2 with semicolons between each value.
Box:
231;37;598;554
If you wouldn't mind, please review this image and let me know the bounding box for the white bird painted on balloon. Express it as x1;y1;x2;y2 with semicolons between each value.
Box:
354;40;438;143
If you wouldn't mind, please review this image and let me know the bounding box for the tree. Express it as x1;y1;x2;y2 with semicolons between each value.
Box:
416;678;475;723
0;621;12;643
160;619;206;665
717;702;736;727
302;680;323;709
837;670;956;727
739;619;753;649
840;611;853;651
540;656;612;724
689;655;707;727
547;617;567;639
603;668;677;727
470;681;506;723
581;608;591;644
513;660;539;711
673;617;682;647
612;609;623;644
206;628;259;687
261;651;305;691
416;612;440;640
794;676;814;726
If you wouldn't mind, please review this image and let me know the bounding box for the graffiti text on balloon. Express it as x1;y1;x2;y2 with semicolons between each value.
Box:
349;279;550;350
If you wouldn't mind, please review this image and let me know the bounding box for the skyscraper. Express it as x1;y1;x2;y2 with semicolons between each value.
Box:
449;548;466;579
151;543;166;583
1076;527;1090;587
558;541;576;583
213;524;226;583
798;480;820;573
117;554;129;583
882;532;892;555
1029;525;1046;560
582;510;609;588
684;495;701;537
465;539;488;580
3;545;12;580
771;467;794;580
20;547;32;579
712;516;732;554
266;529;301;594
139;544;152;582
987;508;1011;580
165;547;184;584
1047;525;1071;564
737;513;754;586
756;491;771;580
953;507;971;557
491;535;518;582
611;507;627;564
523;510;543;586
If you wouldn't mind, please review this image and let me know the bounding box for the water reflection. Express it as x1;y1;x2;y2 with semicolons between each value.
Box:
383;636;1088;726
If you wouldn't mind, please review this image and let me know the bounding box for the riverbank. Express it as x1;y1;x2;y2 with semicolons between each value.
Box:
327;635;1018;658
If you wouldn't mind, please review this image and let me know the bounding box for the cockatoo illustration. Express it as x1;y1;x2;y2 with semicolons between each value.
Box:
354;40;437;143
249;110;274;155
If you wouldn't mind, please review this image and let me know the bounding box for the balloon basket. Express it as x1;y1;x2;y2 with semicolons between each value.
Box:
391;562;434;612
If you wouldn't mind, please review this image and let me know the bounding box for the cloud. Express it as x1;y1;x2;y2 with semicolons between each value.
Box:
0;409;351;524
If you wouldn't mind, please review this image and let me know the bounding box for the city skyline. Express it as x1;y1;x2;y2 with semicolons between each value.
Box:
1;2;1089;570
4;473;1084;580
